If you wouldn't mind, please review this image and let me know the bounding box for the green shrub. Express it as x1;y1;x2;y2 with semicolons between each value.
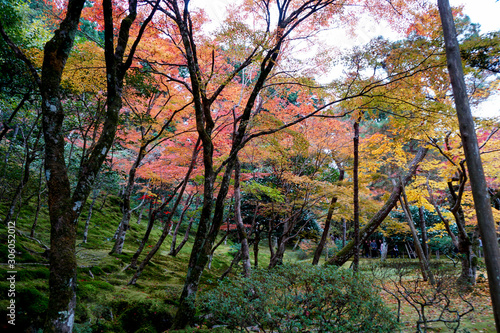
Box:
198;264;400;332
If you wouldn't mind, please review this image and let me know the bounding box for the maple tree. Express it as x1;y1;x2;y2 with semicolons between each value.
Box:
2;0;500;331
2;0;161;330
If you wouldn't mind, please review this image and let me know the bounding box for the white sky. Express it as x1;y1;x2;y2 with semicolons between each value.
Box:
191;0;500;118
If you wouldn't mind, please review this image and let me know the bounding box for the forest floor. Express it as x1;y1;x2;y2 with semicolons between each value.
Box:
0;196;496;332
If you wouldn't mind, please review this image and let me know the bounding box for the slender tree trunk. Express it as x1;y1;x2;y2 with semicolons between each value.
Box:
3;124;18;166
130;208;157;269
128;140;199;285
0;124;19;203
4;125;41;225
83;187;100;243
400;190;434;284
111;150;144;254
169;195;195;254
313;169;345;265
169;214;195;257
327;147;428;266
136;202;145;224
234;158;251;276
0;92;29;143
418;206;429;260
352;119;360;272
438;2;500;328
253;231;260;268
342;218;346;247
30;181;42;237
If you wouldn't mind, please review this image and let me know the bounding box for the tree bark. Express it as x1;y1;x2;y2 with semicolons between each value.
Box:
353;118;360;271
326;146;428;266
83;187;100;243
418;206;429;260
438;1;500;328
38;1;87;330
400;190;434;284
169;194;195;255
233;158;251;276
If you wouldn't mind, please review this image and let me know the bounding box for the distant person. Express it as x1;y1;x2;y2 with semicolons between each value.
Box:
392;244;399;258
363;241;370;258
370;240;378;258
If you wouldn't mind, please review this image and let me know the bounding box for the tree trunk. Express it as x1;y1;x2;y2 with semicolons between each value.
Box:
400;190;434;285
128;141;199;284
253;230;261;268
83;187;100;243
130;208;157;269
353;118;360;272
342;218;346;247
269;231;288;268
136;202;145;224
327;147;428;266
313;169;344;265
38;1;86;330
418;206;429;260
110;149;144;254
169;195;195;255
438;1;500;328
234;158;251;276
169;214;195;257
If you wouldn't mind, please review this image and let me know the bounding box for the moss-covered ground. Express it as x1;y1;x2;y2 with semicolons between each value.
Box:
0;197;496;332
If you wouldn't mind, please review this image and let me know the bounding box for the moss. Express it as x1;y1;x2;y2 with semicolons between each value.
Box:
17;266;50;280
0;285;49;332
77;279;115;301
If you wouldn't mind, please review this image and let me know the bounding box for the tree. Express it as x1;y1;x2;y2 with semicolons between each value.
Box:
438;0;500;330
2;0;160;330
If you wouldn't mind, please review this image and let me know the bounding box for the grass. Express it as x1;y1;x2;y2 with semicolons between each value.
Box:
0;195;497;332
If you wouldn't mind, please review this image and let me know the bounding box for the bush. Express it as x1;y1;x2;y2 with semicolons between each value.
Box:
198;264;400;332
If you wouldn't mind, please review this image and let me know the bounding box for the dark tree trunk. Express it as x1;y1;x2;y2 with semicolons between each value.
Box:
38;1;87;330
170;0;349;328
400;191;434;284
128;141;199;285
111;146;146;254
352;119;360;272
169;194;195;255
327;147;428;267
129;207;157;269
418;206;429;260
438;1;500;328
234;158;251;276
313;169;344;265
169;214;195;257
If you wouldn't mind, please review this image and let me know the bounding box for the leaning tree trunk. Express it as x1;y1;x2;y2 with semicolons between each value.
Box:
327;147;428;267
313;169;344;265
128;141;199;285
110;148;144;254
169;214;195;257
400;189;434;285
169;195;195;255
438;1;500;329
